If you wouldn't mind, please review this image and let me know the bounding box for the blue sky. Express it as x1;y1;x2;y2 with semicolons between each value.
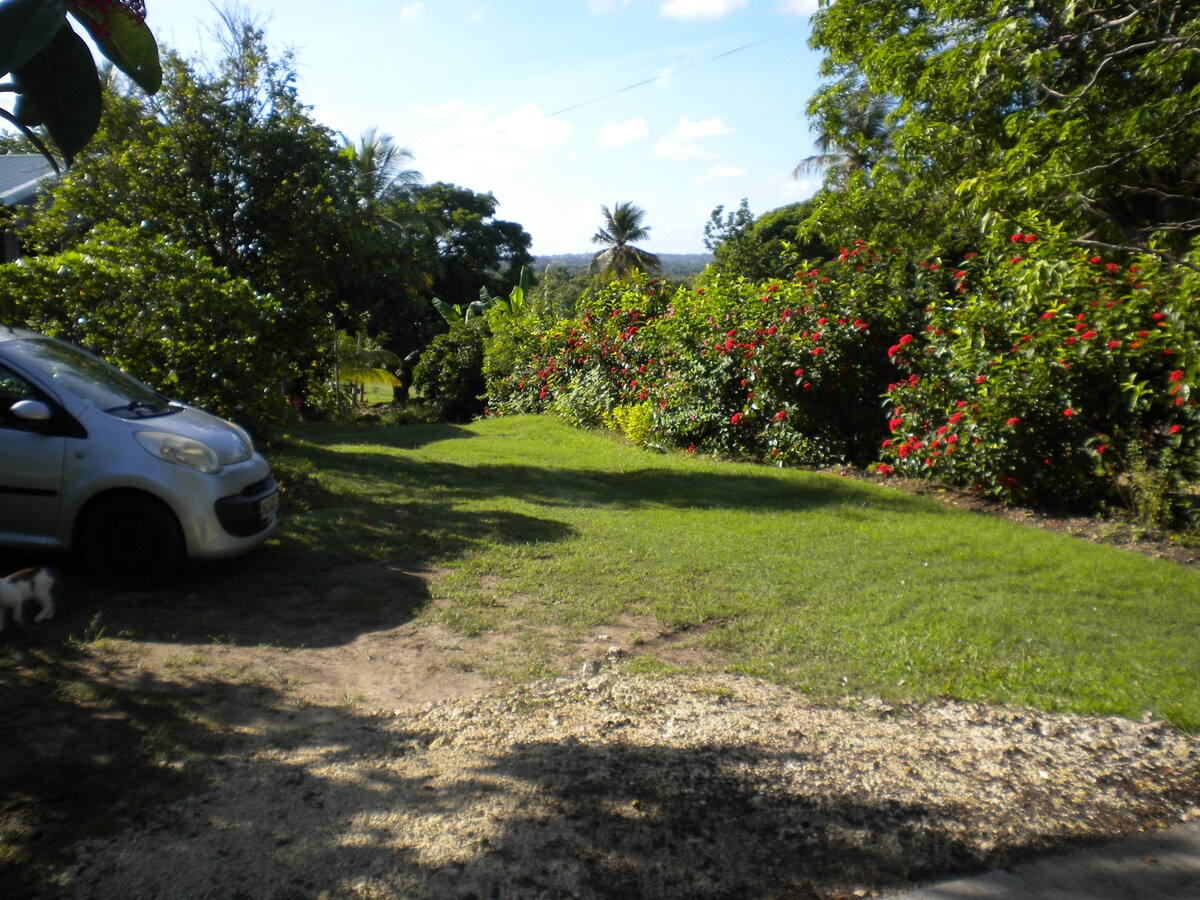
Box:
135;1;826;255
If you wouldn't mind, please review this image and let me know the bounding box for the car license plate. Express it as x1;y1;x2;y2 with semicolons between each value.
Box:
259;492;280;518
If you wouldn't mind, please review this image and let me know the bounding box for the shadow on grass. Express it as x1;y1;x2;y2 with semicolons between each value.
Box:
29;433;948;650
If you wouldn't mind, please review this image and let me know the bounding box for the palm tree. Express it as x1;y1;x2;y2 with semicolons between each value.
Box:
345;127;421;208
589;201;661;280
794;90;894;185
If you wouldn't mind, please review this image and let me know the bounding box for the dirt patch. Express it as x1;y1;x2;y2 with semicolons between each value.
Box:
39;675;1200;899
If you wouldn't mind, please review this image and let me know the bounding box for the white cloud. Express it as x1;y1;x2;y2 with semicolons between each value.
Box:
598;117;650;147
652;116;732;161
696;164;748;183
765;172;822;202
671;116;732;141
776;0;818;15
416;103;573;179
398;3;424;22
661;0;748;20
653;139;714;161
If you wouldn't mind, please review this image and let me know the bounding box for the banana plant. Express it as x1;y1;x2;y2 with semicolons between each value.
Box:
432;266;530;325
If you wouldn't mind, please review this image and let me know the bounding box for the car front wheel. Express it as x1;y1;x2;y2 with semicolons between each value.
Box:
79;494;186;590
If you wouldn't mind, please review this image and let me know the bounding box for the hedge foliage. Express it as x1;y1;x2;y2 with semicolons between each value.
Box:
0;225;290;437
485;227;1199;524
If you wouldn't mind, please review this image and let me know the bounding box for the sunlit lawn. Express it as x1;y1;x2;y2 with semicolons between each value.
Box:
265;415;1200;731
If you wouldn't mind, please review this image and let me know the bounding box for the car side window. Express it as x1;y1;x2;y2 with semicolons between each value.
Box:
0;364;46;431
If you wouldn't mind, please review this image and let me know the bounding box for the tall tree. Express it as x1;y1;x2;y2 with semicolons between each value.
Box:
345;127;421;209
19;13;378;389
589;201;661;280
390;181;534;307
794;85;893;187
807;0;1200;259
704;199;828;280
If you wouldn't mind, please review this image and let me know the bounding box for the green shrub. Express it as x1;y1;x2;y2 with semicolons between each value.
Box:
413;319;488;422
878;224;1199;520
0;225;290;437
487;261;919;465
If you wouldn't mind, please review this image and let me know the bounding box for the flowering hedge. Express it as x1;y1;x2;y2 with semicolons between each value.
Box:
485;227;1198;523
487;245;920;466
879;225;1199;519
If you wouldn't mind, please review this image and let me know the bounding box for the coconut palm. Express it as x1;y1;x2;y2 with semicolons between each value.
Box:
345;127;421;208
794;90;894;185
589;201;661;280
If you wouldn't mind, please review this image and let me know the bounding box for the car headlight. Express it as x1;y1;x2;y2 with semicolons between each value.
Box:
224;422;254;465
135;431;221;473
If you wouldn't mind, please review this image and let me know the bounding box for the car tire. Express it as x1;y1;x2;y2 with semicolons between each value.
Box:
79;494;186;590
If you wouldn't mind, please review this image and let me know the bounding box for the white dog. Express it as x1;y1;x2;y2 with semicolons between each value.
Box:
0;567;58;632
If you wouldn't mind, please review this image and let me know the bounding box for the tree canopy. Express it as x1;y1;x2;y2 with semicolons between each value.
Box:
590;201;661;281
806;0;1200;259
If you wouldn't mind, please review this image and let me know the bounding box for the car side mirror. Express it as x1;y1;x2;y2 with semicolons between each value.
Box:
10;399;53;423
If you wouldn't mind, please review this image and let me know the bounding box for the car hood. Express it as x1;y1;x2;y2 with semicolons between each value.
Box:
118;404;255;466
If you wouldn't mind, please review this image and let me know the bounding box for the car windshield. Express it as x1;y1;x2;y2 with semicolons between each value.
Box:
7;337;175;416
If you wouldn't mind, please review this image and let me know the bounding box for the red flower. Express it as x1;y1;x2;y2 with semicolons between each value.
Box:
774;410;787;421
898;334;914;346
1169;370;1184;382
889;417;904;432
975;375;987;384
1107;340;1120;349
730;412;743;425
1168;424;1181;435
1005;417;1020;426
877;464;894;475
1063;407;1074;417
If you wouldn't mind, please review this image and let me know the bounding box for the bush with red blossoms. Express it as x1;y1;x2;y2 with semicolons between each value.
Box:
879;224;1199;521
486;248;920;464
485;225;1198;525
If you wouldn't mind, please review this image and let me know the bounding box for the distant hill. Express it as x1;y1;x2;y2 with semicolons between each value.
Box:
531;252;713;278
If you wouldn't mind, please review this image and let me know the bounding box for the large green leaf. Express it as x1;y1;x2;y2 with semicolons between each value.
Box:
68;3;160;93
0;0;69;74
12;21;101;164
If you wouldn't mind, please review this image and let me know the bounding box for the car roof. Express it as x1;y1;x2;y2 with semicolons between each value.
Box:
0;326;46;343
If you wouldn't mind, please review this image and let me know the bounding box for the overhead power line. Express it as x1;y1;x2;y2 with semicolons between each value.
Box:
411;24;809;163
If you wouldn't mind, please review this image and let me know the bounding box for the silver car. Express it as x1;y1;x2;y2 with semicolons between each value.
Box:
0;326;278;588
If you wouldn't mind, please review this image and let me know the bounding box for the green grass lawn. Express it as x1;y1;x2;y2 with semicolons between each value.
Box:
266;415;1200;731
